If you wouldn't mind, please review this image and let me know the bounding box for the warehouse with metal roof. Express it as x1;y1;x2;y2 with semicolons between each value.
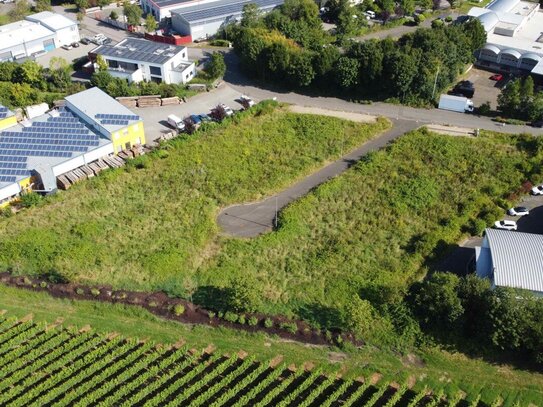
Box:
171;0;284;40
468;0;543;76
476;228;543;296
0;87;145;207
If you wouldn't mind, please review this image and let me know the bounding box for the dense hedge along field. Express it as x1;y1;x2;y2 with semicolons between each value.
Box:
0;314;528;407
0;102;389;291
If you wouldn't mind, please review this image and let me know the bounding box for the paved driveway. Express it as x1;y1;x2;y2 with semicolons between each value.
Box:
134;84;244;143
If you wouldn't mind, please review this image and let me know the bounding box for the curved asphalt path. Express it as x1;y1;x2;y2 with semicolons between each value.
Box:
218;118;418;237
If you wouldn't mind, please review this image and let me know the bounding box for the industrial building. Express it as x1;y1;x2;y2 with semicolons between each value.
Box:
476;228;543;297
91;38;195;84
171;0;284;39
140;0;219;21
0;87;145;207
0;11;79;62
468;0;543;76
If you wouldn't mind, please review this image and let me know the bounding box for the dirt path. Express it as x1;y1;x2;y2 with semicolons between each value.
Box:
288;105;376;123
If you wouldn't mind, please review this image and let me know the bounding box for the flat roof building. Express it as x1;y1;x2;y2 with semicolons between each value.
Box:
468;0;543;76
171;0;284;40
91;38;195;84
476;228;543;296
0;88;145;206
141;0;223;21
0;12;79;62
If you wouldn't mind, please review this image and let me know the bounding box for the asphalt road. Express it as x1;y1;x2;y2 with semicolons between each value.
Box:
217;119;419;237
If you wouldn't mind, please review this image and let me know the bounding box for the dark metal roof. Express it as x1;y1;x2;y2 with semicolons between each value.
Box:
153;0;196;9
171;0;283;23
485;228;543;293
93;38;185;65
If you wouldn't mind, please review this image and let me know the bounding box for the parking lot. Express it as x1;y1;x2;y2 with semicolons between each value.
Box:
463;67;504;110
134;84;256;143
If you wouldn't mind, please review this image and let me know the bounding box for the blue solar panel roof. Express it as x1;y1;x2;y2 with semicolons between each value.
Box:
172;0;283;23
0;104;15;120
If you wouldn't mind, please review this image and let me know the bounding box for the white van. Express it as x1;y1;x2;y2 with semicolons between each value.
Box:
364;10;376;19
167;114;185;131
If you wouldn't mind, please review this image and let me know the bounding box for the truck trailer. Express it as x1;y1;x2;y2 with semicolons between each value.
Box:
438;95;474;113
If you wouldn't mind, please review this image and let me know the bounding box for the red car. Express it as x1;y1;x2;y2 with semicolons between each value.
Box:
490;74;503;81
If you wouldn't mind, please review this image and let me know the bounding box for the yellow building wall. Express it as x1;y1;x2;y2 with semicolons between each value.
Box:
0;116;17;131
111;121;146;154
0;176;31;208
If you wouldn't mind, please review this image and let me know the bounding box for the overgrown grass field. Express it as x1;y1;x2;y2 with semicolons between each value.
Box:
0;103;388;293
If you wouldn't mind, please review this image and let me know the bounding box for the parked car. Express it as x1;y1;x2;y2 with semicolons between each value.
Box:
454;80;475;98
71;42;80;48
219;103;234;116
531;184;543;195
494;220;518;231
167;114;185;131
198;113;212;122
490;74;503;81
532;120;543;128
508;206;529;216
239;95;255;110
81;37;92;45
92;34;108;45
61;44;73;50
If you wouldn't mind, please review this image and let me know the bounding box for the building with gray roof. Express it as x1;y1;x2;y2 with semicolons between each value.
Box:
91;38;195;84
468;0;543;76
171;0;284;40
476;228;543;296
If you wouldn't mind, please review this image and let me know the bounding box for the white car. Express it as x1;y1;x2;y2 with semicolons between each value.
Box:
239;95;255;109
507;206;529;216
531;185;543;195
494;220;518;231
219;103;234;116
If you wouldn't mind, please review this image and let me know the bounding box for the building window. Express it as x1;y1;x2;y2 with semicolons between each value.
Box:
150;66;162;76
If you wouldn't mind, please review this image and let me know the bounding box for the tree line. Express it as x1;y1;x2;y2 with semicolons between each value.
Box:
230;0;486;105
498;76;543;123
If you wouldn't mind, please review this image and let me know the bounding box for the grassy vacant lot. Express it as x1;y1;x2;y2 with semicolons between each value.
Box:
1;284;543;405
199;129;543;321
0;103;388;293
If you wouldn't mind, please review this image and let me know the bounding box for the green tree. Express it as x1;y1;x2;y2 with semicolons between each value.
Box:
76;11;86;23
378;0;395;22
488;288;528;350
286;50;315;86
48;57;72;90
0;62;18;82
411;272;464;331
144;13;158;32
349;39;383;85
9;0;30;21
461;18;487;52
205;52;226;79
527;92;543;122
336;2;359;39
335;56;360;89
241;3;260;27
13;61;44;88
226;277;262;313
90;70;114;89
313;45;340;77
96;55;109;72
497;79;521;118
520;76;534;117
75;0;89;10
110;10;119;20
123;2;142;26
9;83;38;107
34;0;52;12
386;51;418;99
182;276;198;302
97;0;110;9
281;0;322;29
398;0;415;16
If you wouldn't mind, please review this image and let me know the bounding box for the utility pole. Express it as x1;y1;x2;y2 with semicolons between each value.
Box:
432;65;440;100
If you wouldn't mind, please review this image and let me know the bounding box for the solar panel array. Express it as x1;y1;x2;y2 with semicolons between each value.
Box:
95;113;139;127
178;0;283;23
0;107;103;185
0;105;11;120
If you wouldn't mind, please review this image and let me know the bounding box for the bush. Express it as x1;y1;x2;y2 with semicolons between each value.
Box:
20;192;42;208
224;311;239;323
210;39;230;47
148;301;158;307
470;218;487;236
226;277;262;313
0;206;12;218
90;288;101;296
76;288;85;295
414;14;425;25
40;281;48;288
248;316;258;326
173;304;185;316
280;322;298;334
431;18;444;28
478;101;492;116
208;311;216;319
238;314;246;324
264;318;273;328
445;16;453;22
